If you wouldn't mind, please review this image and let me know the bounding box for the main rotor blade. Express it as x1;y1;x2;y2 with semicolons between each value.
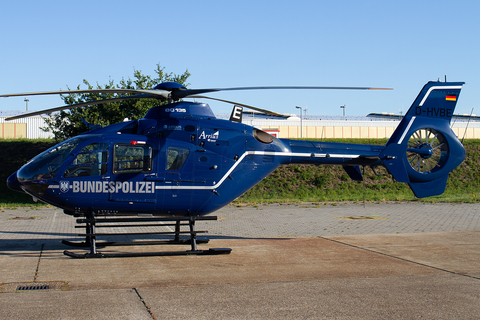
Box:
189;95;284;117
203;85;393;91
0;88;170;99
5;94;150;121
175;85;393;100
2;85;392;108
3;83;393;120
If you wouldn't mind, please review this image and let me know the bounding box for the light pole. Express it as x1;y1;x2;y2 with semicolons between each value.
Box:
24;98;29;111
340;104;346;119
296;106;303;138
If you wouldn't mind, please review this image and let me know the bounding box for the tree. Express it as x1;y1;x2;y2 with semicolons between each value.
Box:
42;64;191;141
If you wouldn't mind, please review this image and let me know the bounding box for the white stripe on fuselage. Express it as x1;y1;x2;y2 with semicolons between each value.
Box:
155;150;361;190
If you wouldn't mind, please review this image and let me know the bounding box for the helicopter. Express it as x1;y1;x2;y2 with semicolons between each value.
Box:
2;80;465;257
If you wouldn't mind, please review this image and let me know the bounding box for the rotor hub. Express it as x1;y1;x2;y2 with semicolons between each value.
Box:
416;144;434;159
153;82;186;91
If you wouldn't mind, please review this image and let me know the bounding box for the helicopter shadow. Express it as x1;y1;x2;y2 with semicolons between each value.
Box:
0;230;287;255
0;230;80;255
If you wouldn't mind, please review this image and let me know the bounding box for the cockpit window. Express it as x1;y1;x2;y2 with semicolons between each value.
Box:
64;143;109;178
167;146;189;170
17;135;93;182
113;143;153;174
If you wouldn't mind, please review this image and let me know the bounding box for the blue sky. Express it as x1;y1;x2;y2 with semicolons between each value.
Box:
1;0;479;117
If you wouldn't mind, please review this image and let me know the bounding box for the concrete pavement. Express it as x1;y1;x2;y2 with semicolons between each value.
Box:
0;202;479;319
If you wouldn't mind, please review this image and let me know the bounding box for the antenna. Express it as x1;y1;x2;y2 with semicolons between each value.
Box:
363;166;366;208
461;108;474;144
450;115;458;129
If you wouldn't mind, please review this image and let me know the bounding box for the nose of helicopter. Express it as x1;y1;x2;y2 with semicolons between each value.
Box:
7;171;24;193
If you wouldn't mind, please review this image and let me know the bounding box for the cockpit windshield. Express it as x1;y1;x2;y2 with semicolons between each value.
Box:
17;135;95;182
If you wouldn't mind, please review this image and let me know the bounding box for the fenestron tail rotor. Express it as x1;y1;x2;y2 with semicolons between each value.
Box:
406;128;449;174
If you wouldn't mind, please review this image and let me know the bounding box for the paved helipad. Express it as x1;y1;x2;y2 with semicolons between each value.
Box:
1;202;479;319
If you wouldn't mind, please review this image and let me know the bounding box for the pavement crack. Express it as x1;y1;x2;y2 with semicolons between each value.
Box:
320;236;480;281
33;243;44;282
133;287;156;319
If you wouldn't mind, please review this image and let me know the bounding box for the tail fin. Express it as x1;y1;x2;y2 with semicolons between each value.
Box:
380;81;465;198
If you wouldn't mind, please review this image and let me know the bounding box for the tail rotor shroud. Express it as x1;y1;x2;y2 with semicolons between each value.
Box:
380;81;465;198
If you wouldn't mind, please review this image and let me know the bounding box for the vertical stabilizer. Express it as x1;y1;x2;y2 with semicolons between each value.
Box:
380;81;465;197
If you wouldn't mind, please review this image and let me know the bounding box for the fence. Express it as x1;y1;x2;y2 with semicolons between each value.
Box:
253;119;480;139
1;115;479;140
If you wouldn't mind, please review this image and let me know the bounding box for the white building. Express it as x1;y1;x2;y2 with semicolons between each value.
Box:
0;112;53;139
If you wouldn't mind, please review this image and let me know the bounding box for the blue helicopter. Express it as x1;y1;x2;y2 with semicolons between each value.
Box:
2;81;465;257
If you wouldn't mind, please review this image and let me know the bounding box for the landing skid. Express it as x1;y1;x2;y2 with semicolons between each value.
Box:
62;238;210;247
64;248;231;259
63;214;231;258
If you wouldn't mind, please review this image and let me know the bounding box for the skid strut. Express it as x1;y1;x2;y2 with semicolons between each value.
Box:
63;213;231;258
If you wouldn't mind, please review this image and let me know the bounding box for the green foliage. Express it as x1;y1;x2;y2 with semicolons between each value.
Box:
42;64;191;141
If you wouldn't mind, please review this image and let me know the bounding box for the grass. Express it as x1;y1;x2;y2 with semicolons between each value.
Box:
1;138;480;207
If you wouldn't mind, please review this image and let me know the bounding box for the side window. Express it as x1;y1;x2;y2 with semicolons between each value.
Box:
167;146;189;170
113;143;153;174
64;143;109;178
